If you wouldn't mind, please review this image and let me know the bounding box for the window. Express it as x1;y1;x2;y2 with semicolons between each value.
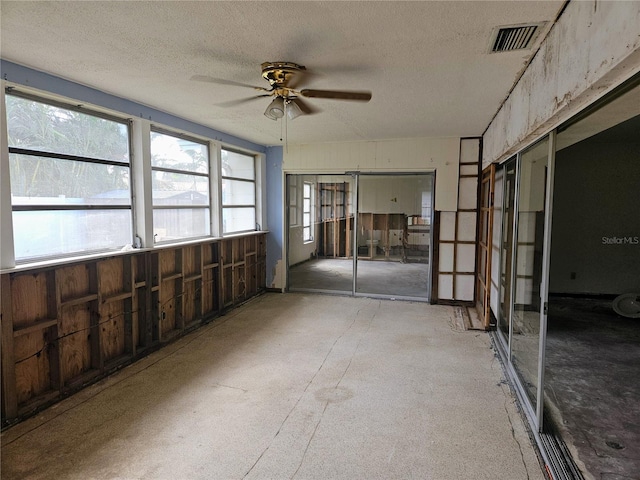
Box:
6;93;132;261
221;149;256;234
150;129;210;242
303;182;313;242
289;175;298;226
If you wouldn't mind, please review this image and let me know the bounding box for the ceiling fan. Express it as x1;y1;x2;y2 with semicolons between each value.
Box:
191;61;372;120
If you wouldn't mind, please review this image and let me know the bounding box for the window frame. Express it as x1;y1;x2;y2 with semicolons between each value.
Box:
150;126;211;243
303;181;314;242
288;175;298;227
221;147;257;235
5;89;134;262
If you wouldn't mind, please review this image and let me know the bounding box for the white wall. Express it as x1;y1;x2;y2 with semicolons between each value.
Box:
359;176;428;215
289;225;317;266
483;0;640;166
284;137;460;212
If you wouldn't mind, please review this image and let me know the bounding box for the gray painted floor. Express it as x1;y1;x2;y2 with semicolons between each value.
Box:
1;293;543;480
546;297;640;480
290;258;429;298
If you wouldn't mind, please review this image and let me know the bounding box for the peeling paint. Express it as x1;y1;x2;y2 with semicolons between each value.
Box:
271;259;284;290
483;1;640;166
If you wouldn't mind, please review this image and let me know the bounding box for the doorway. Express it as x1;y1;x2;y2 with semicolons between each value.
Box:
287;173;434;300
544;92;640;477
287;174;354;294
491;81;640;479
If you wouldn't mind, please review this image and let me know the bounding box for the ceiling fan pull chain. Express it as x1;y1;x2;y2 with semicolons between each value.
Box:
285;113;289;153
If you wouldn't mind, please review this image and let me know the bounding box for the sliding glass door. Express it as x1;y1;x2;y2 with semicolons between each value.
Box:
287;172;434;300
287;174;354;293
498;158;517;346
505;135;554;428
355;174;433;299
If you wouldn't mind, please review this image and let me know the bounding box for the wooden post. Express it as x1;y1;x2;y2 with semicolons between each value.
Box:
88;263;102;372
1;274;18;420
123;256;134;355
48;270;62;390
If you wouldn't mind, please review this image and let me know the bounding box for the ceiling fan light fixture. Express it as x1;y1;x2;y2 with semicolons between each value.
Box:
286;99;303;120
264;96;285;120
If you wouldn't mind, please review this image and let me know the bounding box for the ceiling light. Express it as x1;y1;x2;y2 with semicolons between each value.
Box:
264;97;285;120
286;99;303;120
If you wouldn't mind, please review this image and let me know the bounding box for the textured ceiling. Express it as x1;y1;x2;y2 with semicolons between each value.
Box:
0;1;564;147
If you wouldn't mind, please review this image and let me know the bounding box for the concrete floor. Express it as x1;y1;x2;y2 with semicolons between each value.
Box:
1;293;544;480
289;258;429;298
545;297;640;480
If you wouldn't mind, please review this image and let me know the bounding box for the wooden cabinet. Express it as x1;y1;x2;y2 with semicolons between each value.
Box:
1;233;266;425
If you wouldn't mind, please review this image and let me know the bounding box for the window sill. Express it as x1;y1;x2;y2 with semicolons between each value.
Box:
1;232;270;274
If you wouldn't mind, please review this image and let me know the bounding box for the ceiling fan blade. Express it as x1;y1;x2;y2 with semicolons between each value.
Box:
190;75;270;92
300;89;372;102
291;97;320;115
285;69;313;90
216;94;271;108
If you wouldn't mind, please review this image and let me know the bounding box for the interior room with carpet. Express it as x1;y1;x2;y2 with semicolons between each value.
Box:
1;2;639;479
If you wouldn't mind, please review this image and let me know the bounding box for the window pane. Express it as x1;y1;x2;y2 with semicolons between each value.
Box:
303;213;310;227
152;171;209;206
303;199;311;212
9;154;130;205
153;208;210;242
221;150;255;180
150;131;208;173
13;209;132;261
303;183;311;197
223;207;255;233
222;179;255;206
289;186;297;206
289;206;297;226
6;95;129;162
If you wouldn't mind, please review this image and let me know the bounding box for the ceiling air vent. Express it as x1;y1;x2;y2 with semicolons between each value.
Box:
490;23;544;53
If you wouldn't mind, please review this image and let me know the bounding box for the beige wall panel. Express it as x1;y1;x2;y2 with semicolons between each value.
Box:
460;164;478;176
456;244;476;273
439;243;454;272
438;274;453;300
457;212;477;242
454;274;475;302
460;138;480;164
439;212;456;241
458;177;478;210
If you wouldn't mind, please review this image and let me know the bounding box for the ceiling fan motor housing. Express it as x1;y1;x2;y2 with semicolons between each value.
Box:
261;62;306;87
